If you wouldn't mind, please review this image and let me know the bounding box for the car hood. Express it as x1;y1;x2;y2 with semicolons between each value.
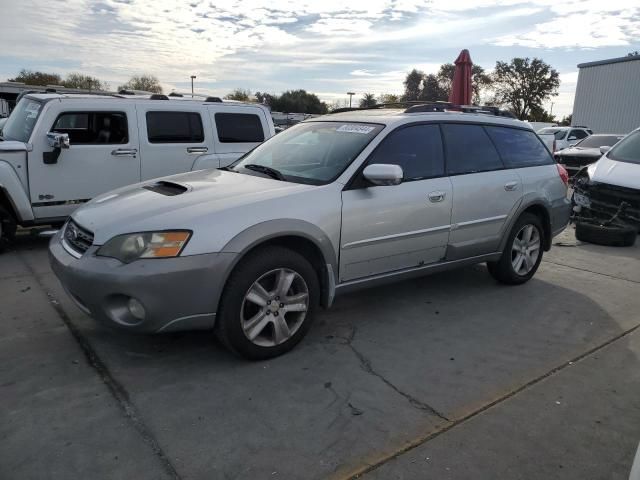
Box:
587;156;640;190
72;169;315;244
557;146;602;158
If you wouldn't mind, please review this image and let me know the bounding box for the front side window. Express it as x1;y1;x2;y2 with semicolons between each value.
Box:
442;124;504;175
485;126;552;168
366;124;444;181
230;121;384;185
1;98;42;143
607;130;640;165
215;113;264;143
52;112;128;144
146;111;204;143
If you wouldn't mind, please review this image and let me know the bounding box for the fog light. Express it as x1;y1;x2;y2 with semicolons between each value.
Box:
128;298;146;320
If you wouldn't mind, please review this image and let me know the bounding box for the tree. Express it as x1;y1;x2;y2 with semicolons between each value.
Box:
527;105;556;123
402;69;424;101
255;91;276;105
225;88;252;101
378;93;399;105
267;90;328;114
559;114;572;126
8;69;62;86
419;74;447;102
118;75;162;93
63;73;107;91
492;57;560;120
628;51;639;57
359;93;377;108
436;63;493;104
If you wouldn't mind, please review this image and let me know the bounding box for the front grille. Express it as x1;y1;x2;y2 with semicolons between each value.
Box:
63;220;94;256
585;182;640;226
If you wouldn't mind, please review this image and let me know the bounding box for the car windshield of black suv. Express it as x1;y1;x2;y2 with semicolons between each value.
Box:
575;135;624;148
229;121;384;185
607;130;640;165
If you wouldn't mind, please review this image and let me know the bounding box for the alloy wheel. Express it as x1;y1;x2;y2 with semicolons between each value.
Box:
240;268;309;347
511;224;541;276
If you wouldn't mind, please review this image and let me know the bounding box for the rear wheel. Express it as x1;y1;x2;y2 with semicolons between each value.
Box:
216;246;319;360
0;206;17;253
487;213;544;285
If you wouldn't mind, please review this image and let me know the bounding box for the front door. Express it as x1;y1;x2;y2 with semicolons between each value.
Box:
29;103;140;220
340;124;453;282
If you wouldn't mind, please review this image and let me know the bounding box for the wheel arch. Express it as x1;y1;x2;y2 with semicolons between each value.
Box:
219;220;338;309
500;199;553;252
0;161;34;223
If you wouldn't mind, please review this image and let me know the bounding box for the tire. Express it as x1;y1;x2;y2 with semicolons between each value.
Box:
216;246;319;360
487;213;544;285
575;221;637;247
0;206;17;253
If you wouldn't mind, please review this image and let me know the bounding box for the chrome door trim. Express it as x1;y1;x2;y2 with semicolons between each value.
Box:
450;214;507;230
341;224;451;250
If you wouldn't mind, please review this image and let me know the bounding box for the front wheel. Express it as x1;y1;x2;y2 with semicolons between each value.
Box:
216;246;319;360
487;213;544;285
0;206;17;253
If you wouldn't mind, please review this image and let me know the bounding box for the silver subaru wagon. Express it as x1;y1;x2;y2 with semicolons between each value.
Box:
50;107;571;359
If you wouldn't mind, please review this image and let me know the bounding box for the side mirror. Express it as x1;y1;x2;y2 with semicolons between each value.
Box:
46;132;70;149
599;146;611;155
363;164;403;186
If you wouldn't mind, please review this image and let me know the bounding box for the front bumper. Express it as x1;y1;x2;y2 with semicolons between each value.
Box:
49;232;237;333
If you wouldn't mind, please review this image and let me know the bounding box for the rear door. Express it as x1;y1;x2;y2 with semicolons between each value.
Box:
138;105;213;180
28;101;140;220
340;124;452;281
208;106;269;167
443;123;522;260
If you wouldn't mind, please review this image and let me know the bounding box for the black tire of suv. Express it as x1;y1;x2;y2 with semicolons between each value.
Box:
575;221;637;247
0;206;17;253
216;246;319;360
487;213;544;285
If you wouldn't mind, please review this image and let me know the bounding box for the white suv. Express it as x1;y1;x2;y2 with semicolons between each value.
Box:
0;93;274;250
538;126;593;152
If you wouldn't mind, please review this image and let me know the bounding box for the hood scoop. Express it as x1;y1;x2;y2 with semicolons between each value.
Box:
143;180;188;196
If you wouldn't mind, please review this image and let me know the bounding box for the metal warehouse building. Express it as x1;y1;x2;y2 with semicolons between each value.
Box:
572;55;640;134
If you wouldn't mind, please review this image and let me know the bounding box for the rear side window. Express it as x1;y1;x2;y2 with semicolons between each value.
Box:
569;129;588;140
367;124;444;181
485;126;553;168
215;113;264;143
146;111;204;143
442;124;503;175
52;112;128;144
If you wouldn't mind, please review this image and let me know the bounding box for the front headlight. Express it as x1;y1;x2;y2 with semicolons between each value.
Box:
96;231;191;263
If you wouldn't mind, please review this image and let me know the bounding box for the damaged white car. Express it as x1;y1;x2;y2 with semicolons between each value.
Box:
572;127;640;247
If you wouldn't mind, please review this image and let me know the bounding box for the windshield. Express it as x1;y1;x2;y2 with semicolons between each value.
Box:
2;98;43;143
538;128;566;140
229;121;384;185
575;135;624;148
607;130;640;165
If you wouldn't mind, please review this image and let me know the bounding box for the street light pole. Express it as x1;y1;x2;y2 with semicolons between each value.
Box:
347;92;355;109
190;75;196;98
550;102;554;116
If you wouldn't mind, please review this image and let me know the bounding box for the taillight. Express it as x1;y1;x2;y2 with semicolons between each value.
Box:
557;163;569;187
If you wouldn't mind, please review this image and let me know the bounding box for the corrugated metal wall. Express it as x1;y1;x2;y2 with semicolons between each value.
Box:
573;59;640;134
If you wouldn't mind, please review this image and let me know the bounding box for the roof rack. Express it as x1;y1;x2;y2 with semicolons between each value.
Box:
167;92;223;102
150;94;169;100
331;101;516;118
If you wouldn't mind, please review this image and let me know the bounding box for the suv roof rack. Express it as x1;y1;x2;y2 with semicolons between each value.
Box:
331;101;516;118
150;94;169;100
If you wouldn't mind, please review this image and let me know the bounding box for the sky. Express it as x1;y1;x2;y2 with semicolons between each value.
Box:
1;0;639;117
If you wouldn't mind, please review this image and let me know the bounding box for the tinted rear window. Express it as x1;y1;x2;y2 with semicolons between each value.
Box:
442;124;503;175
215;113;264;143
146;111;204;143
485;126;553;168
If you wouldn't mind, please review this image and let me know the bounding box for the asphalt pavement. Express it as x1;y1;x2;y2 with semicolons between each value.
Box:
1;226;639;480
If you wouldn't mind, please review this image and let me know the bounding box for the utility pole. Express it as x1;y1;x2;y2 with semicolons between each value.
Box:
190;75;196;98
550;102;554;116
347;92;355;108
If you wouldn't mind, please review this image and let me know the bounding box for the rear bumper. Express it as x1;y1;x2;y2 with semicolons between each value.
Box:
551;197;572;237
49;231;237;333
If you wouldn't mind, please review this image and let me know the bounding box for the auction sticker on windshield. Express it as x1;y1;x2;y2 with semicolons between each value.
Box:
336;124;375;134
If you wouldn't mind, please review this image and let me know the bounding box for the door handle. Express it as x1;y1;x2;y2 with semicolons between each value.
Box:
428;191;446;203
187;147;208;154
504;181;519;191
111;148;137;157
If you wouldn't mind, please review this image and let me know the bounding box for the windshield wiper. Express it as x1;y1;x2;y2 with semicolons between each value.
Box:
242;164;287;181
